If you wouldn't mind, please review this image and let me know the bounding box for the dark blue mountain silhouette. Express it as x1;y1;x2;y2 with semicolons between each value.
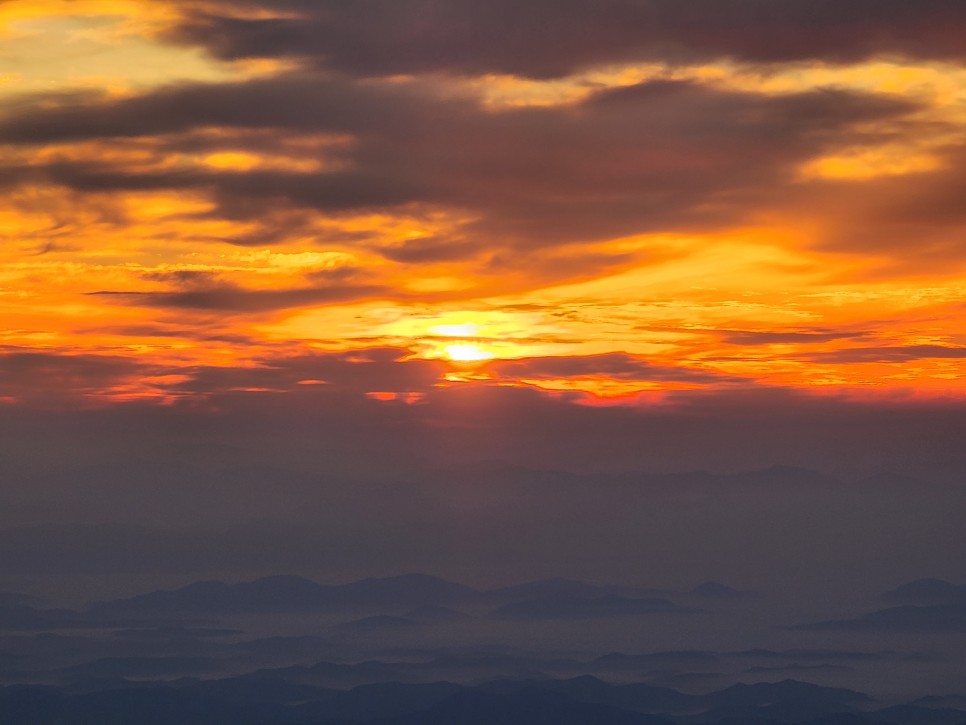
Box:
480;675;696;713
880;579;966;605
362;688;675;725
698;679;871;721
873;703;966;725
289;681;465;722
2;674;956;725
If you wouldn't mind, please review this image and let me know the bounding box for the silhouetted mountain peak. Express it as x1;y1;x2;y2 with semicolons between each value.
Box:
881;578;965;605
711;678;871;705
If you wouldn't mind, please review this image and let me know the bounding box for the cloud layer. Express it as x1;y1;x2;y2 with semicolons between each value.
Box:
1;0;964;404
167;0;966;77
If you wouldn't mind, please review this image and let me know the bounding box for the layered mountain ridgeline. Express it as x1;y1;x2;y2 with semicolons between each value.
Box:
0;634;938;695
0;675;961;725
82;572;752;621
87;574;479;618
25;572;958;634
0;574;964;721
803;578;966;633
880;579;966;606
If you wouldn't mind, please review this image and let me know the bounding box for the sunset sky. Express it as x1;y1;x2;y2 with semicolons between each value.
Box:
5;0;966;606
2;0;966;410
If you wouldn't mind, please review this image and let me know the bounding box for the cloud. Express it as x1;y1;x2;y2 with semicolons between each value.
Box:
379;236;483;264
89;280;388;312
170;347;447;396
717;329;870;345
91;266;389;314
164;0;966;79
489;352;741;385
0;350;151;406
0;74;921;266
803;345;966;363
0;347;447;410
3;351;966;547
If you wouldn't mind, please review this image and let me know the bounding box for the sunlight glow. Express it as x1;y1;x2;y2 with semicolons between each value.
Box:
443;343;496;362
429;323;482;337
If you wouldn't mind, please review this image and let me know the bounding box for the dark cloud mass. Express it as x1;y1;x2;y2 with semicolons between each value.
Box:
2;347;963;484
0;351;152;405
0;75;921;255
717;329;870;345
168;0;966;78
803;345;966;363
489;352;742;384
89;281;388;312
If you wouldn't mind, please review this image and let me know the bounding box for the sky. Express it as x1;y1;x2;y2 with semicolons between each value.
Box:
2;1;966;593
2;0;966;409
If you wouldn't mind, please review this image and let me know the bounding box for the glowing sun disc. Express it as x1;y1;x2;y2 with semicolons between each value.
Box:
443;342;494;362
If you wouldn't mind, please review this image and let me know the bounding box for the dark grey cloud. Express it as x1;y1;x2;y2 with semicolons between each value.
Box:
84;324;191;338
169;347;447;396
0;346;443;411
803;345;966;363
489;352;742;385
790;142;966;265
0;74;921;260
10;347;966;485
88;280;388;312
379;236;483;264
141;270;220;288
717;329;870;345
166;0;966;79
0;75;402;143
0;351;151;406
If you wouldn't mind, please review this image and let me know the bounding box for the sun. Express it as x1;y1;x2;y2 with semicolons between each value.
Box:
442;342;495;362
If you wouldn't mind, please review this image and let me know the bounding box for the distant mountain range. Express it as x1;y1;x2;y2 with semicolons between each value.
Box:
804;578;966;633
10;573;966;634
8;574;966;643
83;573;751;621
805;602;966;633
880;578;966;606
87;573;479;618
1;674;956;725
